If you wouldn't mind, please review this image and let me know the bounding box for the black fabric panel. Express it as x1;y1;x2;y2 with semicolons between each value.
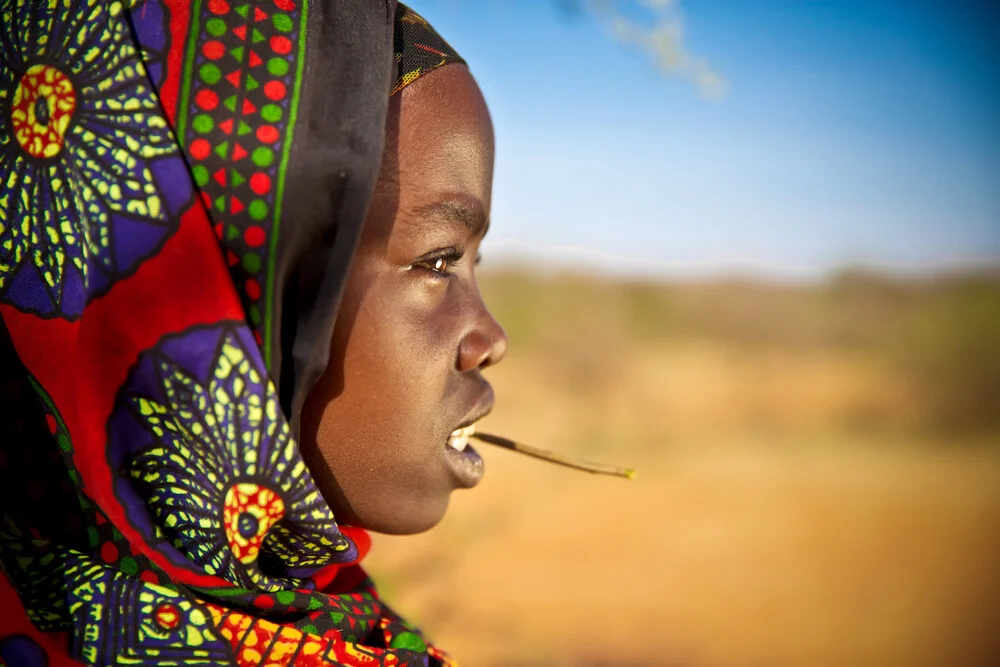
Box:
273;0;398;434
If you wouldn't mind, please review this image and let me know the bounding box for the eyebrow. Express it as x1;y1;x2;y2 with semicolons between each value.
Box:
415;199;489;238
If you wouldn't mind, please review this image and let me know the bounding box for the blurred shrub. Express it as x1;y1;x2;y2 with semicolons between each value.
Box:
889;274;1000;433
479;267;1000;435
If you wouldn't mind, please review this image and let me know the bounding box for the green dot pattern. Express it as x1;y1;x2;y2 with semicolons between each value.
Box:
251;146;274;167
199;63;221;85
390;632;428;652
272;14;293;32
248;200;268;220
243;253;261;273
192;113;214;134
192;165;210;187
260;103;282;123
267;57;288;76
120;557;139;575
205;17;227;36
177;1;307;348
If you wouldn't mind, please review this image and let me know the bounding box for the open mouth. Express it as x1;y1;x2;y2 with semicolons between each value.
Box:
446;422;475;451
443;419;484;488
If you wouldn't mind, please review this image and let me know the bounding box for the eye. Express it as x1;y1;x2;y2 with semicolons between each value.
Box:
412;248;463;278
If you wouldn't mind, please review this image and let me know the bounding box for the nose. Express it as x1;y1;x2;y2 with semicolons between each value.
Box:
457;301;508;373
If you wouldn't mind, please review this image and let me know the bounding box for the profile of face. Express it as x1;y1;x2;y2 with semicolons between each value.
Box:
299;66;508;535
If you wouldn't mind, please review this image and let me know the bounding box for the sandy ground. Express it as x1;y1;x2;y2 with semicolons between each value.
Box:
365;344;1000;667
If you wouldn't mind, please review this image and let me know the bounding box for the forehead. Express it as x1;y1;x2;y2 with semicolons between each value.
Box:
412;197;489;239
393;66;495;210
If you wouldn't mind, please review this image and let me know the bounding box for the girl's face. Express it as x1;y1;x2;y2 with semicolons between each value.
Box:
299;66;507;535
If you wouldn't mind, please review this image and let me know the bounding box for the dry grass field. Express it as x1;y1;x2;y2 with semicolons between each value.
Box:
365;270;1000;667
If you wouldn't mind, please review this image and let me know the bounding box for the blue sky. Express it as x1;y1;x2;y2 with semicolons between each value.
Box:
412;0;1000;279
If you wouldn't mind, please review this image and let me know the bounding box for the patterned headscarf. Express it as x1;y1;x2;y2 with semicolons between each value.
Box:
0;1;466;665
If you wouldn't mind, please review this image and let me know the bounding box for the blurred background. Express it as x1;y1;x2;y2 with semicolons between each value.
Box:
366;1;1000;665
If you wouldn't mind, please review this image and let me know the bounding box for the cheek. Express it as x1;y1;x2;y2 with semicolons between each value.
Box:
326;278;460;440
354;288;449;386
311;284;463;525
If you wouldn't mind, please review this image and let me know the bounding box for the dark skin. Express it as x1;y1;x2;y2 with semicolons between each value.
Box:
299;65;507;535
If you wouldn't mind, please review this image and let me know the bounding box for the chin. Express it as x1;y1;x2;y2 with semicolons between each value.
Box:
355;493;452;536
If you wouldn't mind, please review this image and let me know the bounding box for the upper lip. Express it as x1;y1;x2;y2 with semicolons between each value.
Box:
453;391;494;432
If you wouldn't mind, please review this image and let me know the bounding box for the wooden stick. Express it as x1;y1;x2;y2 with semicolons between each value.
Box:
471;432;635;480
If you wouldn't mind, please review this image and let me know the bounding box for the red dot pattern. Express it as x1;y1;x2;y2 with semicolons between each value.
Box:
202;40;225;60
263;80;285;101
244;226;265;247
249;172;271;195
270;35;292;55
184;0;303;347
195;88;218;110
190;138;211;160
256;125;279;144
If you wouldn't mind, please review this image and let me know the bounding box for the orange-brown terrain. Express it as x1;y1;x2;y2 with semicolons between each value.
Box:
366;271;1000;667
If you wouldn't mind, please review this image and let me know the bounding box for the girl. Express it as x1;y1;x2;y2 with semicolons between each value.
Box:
0;1;503;665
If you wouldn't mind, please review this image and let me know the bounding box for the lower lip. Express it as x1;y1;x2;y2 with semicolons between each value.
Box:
444;442;485;488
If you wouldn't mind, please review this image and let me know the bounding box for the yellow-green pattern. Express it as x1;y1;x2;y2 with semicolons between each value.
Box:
122;324;355;591
65;548;231;665
0;0;190;319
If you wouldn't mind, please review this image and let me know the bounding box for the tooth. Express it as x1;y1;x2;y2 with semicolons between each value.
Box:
448;423;476;448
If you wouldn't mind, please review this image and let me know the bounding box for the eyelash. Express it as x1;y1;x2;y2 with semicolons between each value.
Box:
413;249;482;277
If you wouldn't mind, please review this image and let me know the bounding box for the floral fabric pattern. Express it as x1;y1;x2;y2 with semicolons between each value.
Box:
0;0;190;319
0;1;462;665
110;323;355;590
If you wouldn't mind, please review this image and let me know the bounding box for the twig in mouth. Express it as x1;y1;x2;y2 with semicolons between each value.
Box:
471;432;635;480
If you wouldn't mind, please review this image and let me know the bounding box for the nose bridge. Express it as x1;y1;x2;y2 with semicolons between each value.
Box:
458;286;507;372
